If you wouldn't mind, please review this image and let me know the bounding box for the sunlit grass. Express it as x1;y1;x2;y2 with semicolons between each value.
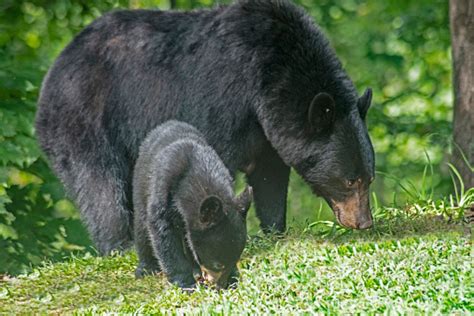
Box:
1;203;471;314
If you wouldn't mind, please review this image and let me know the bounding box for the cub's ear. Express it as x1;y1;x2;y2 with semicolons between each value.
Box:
199;196;224;226
236;185;253;218
357;88;372;120
307;92;336;134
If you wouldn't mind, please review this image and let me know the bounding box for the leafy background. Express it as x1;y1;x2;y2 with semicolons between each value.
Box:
0;0;453;275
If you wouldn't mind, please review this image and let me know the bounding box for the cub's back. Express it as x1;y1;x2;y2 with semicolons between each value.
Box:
133;121;232;212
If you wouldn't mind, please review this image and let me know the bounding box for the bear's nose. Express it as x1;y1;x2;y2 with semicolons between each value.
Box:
357;218;373;230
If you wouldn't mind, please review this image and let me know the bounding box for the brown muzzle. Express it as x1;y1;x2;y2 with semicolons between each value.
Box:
331;191;373;229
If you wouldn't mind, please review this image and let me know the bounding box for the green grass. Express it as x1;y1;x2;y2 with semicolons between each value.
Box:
1;209;472;314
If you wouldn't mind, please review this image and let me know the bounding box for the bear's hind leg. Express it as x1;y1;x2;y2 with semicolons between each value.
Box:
72;167;133;255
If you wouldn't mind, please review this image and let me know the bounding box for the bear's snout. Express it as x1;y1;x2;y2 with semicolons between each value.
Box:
331;193;373;230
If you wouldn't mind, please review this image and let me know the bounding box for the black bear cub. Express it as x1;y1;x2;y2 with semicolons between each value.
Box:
133;121;252;289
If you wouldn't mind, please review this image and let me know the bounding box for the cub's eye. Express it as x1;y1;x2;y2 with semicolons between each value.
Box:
346;179;359;188
212;263;225;271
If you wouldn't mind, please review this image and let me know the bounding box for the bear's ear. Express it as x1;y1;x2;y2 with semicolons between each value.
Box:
199;196;224;226
357;88;372;120
236;185;253;218
307;92;336;134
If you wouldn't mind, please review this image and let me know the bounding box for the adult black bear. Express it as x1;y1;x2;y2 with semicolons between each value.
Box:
133;121;252;289
36;0;375;254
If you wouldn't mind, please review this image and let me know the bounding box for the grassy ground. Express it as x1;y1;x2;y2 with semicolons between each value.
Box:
0;205;472;314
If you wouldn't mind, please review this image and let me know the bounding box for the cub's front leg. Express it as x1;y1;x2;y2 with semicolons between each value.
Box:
183;238;202;281
147;203;196;289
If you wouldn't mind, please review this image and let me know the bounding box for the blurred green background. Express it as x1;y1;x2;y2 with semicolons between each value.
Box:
0;0;453;274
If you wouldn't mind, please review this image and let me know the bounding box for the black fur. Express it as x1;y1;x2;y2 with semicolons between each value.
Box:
36;0;375;253
133;121;251;289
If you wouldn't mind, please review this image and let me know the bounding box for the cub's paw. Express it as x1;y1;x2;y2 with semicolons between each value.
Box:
170;274;197;292
192;266;202;281
135;262;161;278
180;284;197;294
227;266;240;289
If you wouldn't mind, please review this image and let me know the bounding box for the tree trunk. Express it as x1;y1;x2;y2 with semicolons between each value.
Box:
170;0;177;9
450;0;474;189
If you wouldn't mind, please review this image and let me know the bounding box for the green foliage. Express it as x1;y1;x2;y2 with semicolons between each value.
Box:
0;213;471;313
0;0;458;275
0;0;119;274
